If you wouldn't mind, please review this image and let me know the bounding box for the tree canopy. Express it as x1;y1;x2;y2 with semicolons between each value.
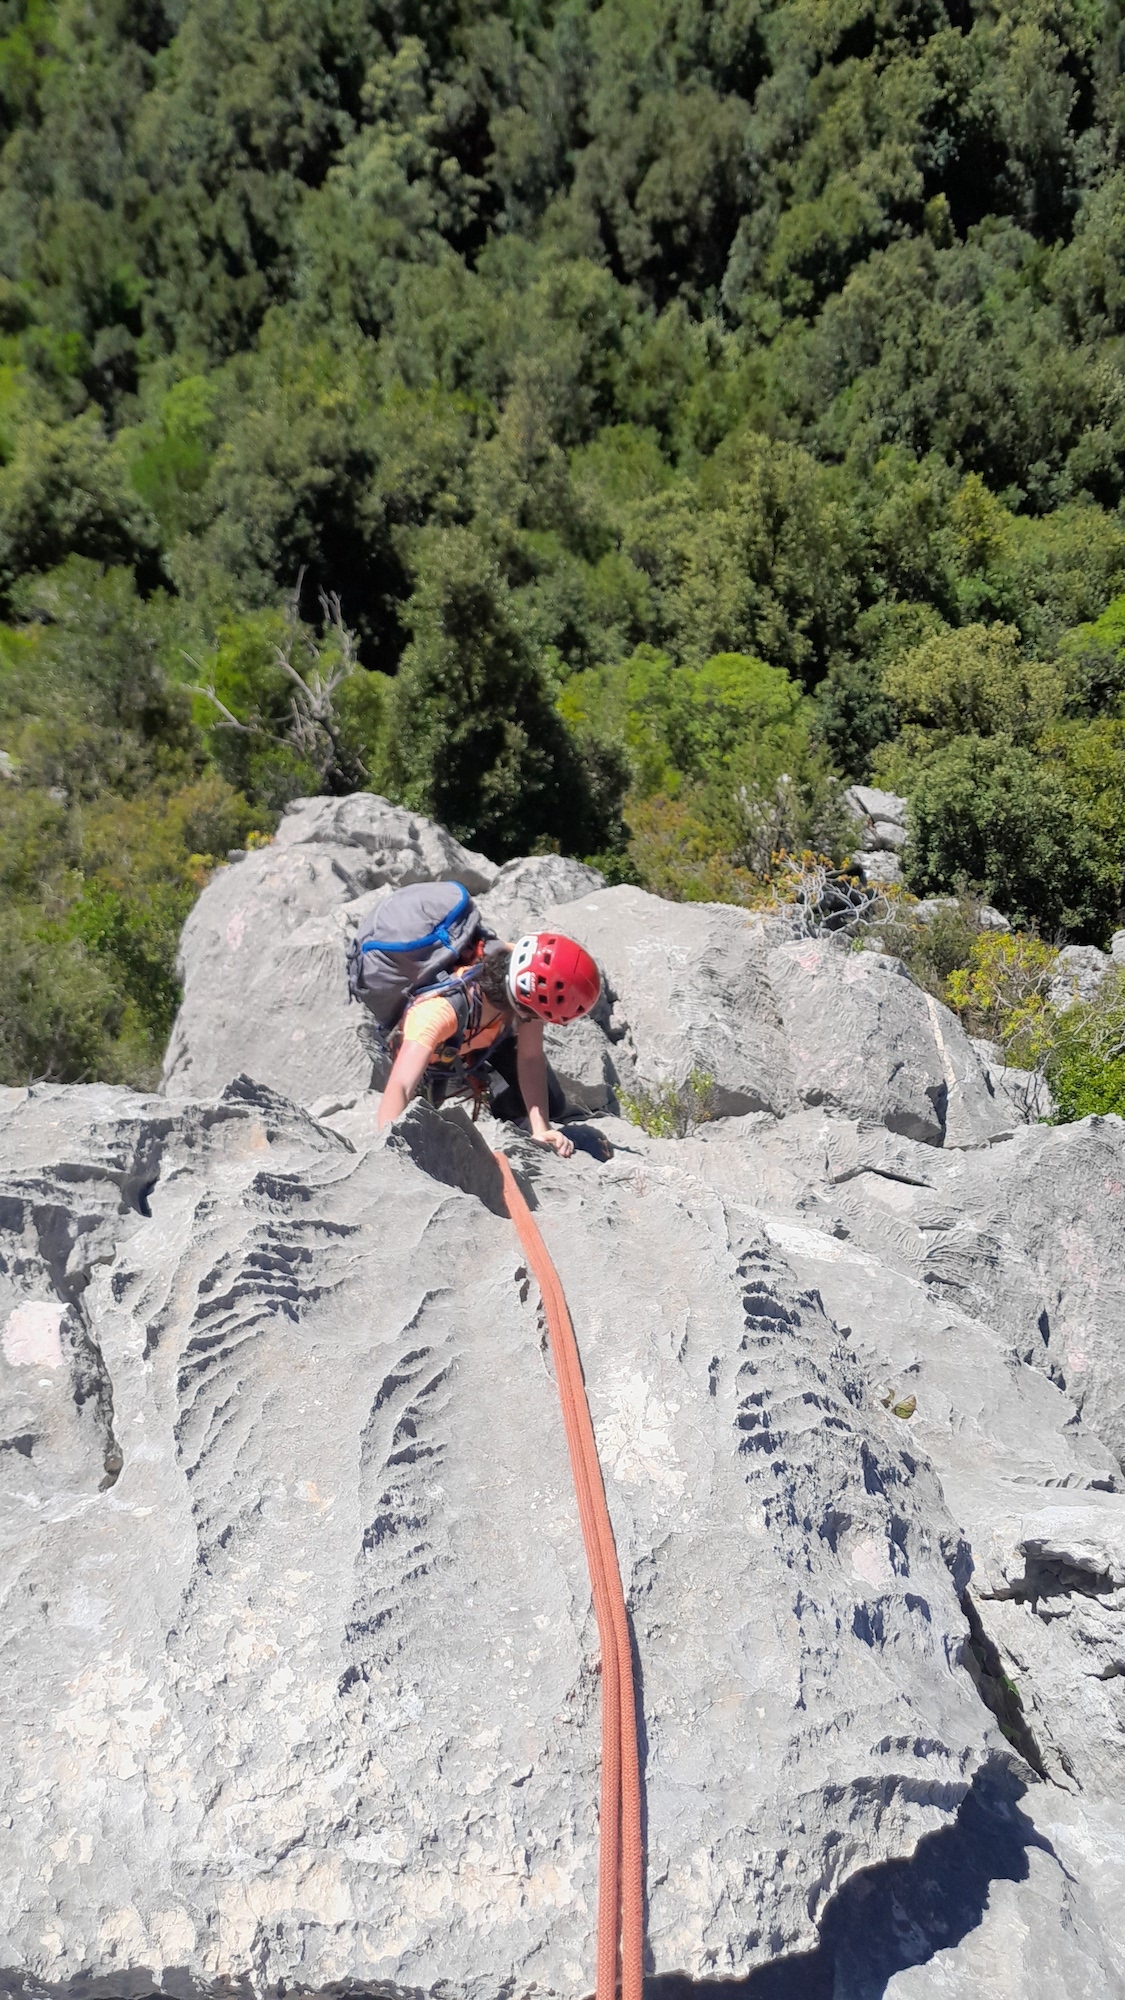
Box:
2;0;1125;1080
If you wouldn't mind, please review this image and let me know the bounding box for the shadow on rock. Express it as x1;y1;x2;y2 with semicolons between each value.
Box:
0;1768;1055;2000
562;1120;616;1161
649;1762;1053;2000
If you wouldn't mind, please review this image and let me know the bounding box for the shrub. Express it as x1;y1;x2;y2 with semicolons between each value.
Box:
619;1068;718;1139
905;735;1119;937
0;909;147;1086
878;899;983;999
946;931;1060;1064
622;792;762;904
1045;970;1125;1120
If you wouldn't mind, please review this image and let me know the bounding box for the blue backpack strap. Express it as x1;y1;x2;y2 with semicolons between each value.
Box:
359;883;473;957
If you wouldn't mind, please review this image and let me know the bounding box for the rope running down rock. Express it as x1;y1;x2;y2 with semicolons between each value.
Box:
494;1152;644;2000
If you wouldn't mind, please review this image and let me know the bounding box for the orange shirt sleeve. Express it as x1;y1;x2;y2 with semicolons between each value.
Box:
400;994;460;1053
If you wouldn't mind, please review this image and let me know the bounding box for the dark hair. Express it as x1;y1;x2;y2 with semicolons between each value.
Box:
477;944;513;1009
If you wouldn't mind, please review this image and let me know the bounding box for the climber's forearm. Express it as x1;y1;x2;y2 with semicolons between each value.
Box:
516;1020;551;1134
378;1041;431;1128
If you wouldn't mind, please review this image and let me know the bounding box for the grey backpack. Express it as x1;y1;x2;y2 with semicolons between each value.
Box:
346;880;485;1031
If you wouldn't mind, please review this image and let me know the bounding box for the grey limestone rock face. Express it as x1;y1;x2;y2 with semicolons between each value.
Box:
4;1075;1125;1995
845;785;907;885
1;1084;1004;1998
766;939;1012;1148
163;814;608;1114
844;784;908;827
477;853;605;940
11;805;1125;1998
162;799;497;1107
272;793;498;891
852;847;903;883
162;819;1030;1156
543;884;795;1117
848;844;900;884
161;844;384;1107
658;1103;1125;1989
1048;941;1111;1010
969;1036;1055;1123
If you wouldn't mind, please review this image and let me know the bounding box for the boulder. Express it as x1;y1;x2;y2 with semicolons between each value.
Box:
272;792;498;892
163;798;498;1107
970;1037;1054;1124
0;1082;998;1997
1111;929;1125;964
852;846;903;884
922;1116;1125;1472
1048;942;1111;1010
844;783;908;826
766;940;1012;1147
164;837;1034;1157
543;885;795;1117
844;787;908;885
161;847;391;1107
163;812;617;1115
478;853;605;939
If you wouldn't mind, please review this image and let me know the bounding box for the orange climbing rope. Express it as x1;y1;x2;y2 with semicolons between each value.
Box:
494;1152;644;2000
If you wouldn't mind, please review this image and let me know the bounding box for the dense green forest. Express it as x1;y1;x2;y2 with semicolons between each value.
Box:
2;0;1125;1087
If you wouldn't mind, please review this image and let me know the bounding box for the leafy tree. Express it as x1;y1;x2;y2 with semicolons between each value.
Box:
946;931;1060;1067
4;0;1125;1085
0;416;160;606
385;527;617;859
905;735;1120;939
184;584;387;810
882;622;1062;741
1;557;194;797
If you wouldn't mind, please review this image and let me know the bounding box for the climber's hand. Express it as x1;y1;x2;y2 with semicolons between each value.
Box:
531;1126;575;1159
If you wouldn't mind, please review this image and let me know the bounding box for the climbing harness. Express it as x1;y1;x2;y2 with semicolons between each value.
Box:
493;1153;644;2000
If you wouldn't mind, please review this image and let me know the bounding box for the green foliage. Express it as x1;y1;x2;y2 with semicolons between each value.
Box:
0;907;137;1086
1;557;195;796
0;767;264;1086
873;896;983;1004
946;932;1060;1067
1046;971;1125;1120
1;0;1125;1080
618;792;763;906
883;624;1062;743
561;644;844;888
184;584;386;808
385;528;617;860
0;416;159;606
619;1067;718;1139
905;735;1119;939
1058;592;1125;716
561;645;809;791
0;557;269;1083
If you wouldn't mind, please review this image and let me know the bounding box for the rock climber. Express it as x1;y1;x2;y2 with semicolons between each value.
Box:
376;931;602;1159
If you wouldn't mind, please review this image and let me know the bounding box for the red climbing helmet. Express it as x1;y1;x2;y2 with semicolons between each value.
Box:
507;932;602;1023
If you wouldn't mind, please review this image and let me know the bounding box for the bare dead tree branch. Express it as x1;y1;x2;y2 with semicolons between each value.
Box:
187;577;367;787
